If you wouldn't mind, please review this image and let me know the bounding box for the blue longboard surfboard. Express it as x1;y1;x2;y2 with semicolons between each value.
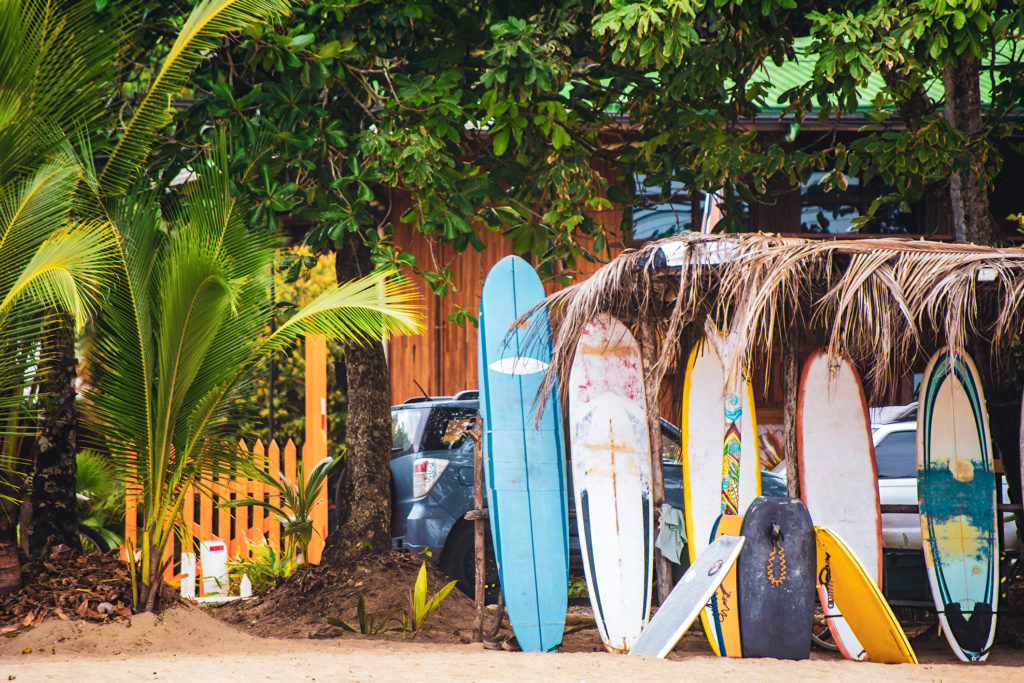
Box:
917;348;998;662
477;255;569;653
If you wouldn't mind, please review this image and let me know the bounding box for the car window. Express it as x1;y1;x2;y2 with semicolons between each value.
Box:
874;430;917;478
422;407;478;451
392;409;427;455
661;430;681;463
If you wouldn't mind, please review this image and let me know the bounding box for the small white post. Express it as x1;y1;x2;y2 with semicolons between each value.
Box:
199;540;229;596
180;552;196;599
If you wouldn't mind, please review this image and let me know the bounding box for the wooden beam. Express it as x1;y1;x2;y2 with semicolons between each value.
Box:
783;333;801;498
641;323;673;604
468;419;485;642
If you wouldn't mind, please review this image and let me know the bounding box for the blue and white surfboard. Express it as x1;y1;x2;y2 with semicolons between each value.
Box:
477;255;569;653
918;348;998;662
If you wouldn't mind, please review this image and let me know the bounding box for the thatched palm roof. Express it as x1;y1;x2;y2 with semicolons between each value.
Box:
539;233;1024;402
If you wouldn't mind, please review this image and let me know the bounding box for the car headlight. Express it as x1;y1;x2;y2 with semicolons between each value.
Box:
412;458;450;498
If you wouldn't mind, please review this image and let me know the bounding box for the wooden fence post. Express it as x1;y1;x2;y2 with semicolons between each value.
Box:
304;334;328;564
783;333;801;498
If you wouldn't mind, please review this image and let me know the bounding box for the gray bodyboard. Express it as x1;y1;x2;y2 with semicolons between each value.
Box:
629;535;745;658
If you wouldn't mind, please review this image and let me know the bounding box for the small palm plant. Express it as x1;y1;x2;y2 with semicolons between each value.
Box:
220;455;341;563
65;0;421;613
86;149;422;611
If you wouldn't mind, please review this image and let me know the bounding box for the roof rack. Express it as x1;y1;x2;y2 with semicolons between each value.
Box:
452;390;479;401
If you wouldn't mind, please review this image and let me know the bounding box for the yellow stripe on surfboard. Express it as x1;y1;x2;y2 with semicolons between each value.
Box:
815;526;918;664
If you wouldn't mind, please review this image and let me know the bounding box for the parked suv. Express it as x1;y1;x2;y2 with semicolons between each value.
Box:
380;392;786;598
872;420;1019;551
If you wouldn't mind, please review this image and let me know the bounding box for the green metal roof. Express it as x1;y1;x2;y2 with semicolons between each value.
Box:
755;36;1014;113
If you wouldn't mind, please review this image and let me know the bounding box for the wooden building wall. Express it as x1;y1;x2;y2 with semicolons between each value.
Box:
387;202;625;405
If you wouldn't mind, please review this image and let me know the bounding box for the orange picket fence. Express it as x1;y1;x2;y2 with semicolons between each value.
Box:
123;438;330;582
121;336;330;585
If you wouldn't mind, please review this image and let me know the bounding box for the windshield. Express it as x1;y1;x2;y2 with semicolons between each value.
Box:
874;430;917;478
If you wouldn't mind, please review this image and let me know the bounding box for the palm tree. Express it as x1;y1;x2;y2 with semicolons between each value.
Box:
0;154;116;593
0;0;302;590
86;148;422;610
0;0;127;578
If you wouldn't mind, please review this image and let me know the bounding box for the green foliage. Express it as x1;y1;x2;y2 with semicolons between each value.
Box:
568;575;588;599
0;0;121;180
97;0;293;196
75;449;125;551
327;596;405;636
409;561;458;635
232;250;348;461
227;536;297;592
219;454;342;563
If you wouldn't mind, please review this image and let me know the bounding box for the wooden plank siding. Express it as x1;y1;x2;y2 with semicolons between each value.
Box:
388;195;627;404
385;175;933;429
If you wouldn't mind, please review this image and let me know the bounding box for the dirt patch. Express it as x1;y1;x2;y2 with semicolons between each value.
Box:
213;550;609;651
216;551;492;643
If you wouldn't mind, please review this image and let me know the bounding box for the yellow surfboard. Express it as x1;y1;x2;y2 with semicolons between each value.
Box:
682;335;761;656
815;527;918;664
700;514;744;657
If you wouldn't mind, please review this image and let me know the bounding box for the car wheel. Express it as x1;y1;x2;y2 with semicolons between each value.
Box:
440;521;500;604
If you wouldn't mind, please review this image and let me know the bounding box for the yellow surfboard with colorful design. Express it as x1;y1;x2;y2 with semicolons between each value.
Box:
815;527;918;664
682;334;760;656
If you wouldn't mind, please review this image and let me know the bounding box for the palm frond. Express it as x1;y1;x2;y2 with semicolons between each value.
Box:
536;233;1024;403
0;221;115;327
0;0;121;179
257;269;425;358
0;157;80;291
98;0;291;196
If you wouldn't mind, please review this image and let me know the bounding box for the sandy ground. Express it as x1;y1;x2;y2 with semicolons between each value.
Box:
0;606;1022;682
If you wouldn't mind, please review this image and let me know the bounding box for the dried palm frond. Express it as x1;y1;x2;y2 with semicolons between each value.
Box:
532;232;1024;405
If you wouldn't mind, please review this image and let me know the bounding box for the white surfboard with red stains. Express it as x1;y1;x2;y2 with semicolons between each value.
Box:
569;313;654;653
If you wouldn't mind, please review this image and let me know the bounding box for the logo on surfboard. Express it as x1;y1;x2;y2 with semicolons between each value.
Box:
488;357;549;375
708;559;723;576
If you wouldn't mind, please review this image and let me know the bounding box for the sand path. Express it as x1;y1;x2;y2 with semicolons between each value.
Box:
0;607;1020;681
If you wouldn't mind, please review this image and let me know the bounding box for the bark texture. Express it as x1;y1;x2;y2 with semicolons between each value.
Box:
28;315;81;559
323;231;392;565
942;57;1002;246
0;471;23;595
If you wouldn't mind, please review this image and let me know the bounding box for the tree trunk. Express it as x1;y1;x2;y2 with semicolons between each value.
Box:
322;231;392;564
0;470;23;595
28;314;81;559
942;56;1002;246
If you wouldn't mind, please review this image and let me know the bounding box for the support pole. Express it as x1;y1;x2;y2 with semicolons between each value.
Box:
465;419;486;642
782;333;800;498
640;323;673;604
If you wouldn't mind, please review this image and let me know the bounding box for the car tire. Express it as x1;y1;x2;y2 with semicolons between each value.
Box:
440;521;500;604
